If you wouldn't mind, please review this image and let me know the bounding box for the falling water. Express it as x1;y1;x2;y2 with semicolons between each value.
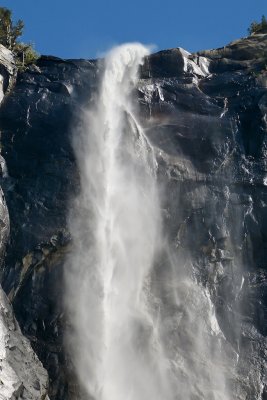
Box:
66;43;234;400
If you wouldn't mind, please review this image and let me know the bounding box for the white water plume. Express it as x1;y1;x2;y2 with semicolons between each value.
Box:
66;43;172;400
66;43;233;400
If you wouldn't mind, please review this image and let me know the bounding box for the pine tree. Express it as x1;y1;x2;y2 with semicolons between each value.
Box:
248;15;267;35
261;15;267;28
0;7;24;49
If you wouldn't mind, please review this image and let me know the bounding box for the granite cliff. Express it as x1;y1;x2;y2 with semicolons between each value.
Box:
0;33;266;399
0;44;50;400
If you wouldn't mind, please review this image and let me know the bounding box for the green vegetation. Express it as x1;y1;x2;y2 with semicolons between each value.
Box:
0;7;23;49
13;42;39;70
248;15;267;35
0;7;39;70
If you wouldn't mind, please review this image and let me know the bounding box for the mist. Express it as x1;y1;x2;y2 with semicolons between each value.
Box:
65;43;234;400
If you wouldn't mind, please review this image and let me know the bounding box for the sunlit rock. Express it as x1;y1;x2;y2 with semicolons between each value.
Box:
0;288;49;400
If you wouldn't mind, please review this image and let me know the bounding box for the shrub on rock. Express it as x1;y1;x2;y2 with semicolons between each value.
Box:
248;15;267;35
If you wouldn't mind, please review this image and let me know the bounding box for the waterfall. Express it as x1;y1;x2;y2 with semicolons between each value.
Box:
66;43;233;400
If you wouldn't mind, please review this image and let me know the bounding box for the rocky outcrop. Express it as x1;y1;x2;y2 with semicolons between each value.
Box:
198;33;267;71
0;287;49;400
0;45;16;101
0;33;266;399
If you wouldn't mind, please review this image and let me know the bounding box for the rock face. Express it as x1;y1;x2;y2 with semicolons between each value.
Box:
0;55;98;399
0;287;49;400
0;44;16;101
139;34;267;399
0;46;49;400
0;34;266;399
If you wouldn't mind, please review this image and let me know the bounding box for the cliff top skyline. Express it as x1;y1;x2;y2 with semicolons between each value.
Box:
1;0;266;59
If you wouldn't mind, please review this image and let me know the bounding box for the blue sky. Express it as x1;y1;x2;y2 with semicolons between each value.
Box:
1;0;266;59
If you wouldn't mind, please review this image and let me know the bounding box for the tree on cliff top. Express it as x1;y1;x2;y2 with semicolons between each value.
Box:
0;7;39;69
248;15;267;35
0;7;24;49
